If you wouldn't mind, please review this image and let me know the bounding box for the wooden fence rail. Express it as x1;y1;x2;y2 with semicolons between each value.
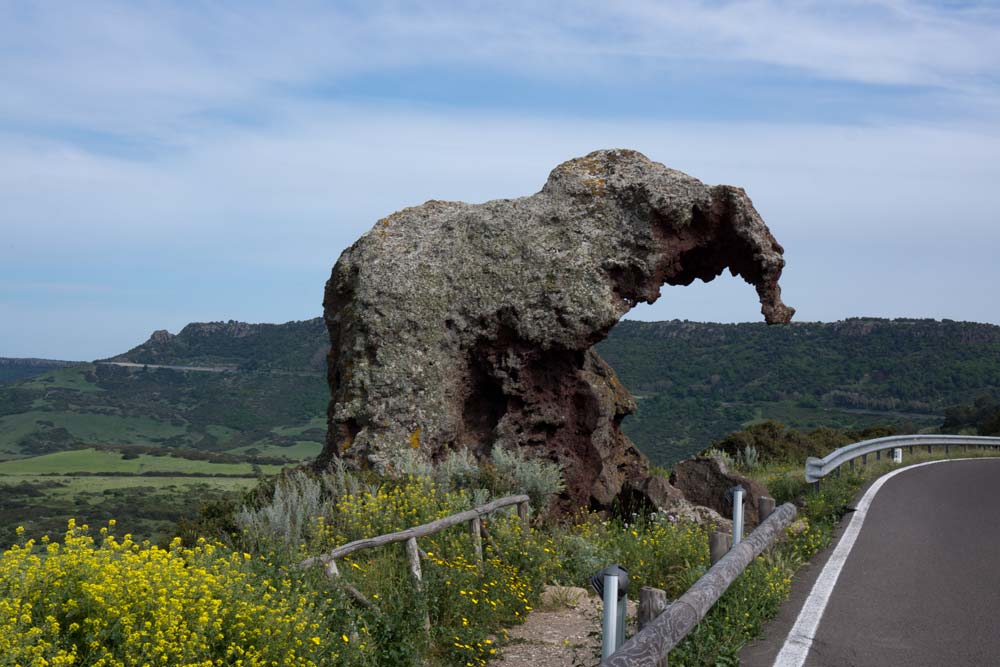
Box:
300;494;531;620
601;502;798;667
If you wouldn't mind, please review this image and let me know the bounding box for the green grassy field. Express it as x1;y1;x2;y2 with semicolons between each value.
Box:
270;416;326;436
0;411;187;453
229;441;323;460
0;449;285;476
0;474;262;544
19;366;104;392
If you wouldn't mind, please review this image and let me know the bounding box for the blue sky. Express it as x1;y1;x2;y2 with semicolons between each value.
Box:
2;1;999;360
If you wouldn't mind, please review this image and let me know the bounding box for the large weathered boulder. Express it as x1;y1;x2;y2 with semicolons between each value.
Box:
319;149;793;508
669;457;771;527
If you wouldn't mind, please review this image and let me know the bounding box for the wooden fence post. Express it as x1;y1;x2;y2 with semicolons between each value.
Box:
469;516;483;563
709;531;732;566
405;537;431;634
638;587;669;633
517;501;530;537
758;496;775;523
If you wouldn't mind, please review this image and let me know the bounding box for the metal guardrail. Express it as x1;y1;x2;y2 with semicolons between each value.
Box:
805;434;1000;483
601;502;798;666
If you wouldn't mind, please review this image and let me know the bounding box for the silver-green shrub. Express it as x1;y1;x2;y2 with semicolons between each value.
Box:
737;444;760;471
489;445;565;511
236;469;324;554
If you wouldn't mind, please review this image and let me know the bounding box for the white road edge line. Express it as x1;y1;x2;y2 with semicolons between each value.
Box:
772;457;991;667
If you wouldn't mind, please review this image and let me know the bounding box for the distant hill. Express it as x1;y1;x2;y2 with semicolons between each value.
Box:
2;316;999;467
0;358;83;384
0;318;330;464
104;318;328;372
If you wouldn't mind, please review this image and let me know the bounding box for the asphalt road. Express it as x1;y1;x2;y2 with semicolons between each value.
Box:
742;458;1000;667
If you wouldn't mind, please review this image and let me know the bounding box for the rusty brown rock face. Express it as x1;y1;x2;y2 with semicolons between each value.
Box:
320;149;792;509
670;457;772;527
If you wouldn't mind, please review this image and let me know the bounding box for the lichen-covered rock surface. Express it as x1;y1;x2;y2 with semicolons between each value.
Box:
320;149;793;508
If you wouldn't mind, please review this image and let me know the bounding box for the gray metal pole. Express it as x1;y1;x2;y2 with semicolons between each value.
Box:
732;486;745;546
602;574;618;659
616;593;627;650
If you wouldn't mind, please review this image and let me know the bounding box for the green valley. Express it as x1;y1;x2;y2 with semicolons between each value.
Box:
2;315;999;541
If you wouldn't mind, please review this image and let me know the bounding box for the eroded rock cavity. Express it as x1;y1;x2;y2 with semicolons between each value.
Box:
319;149;793;508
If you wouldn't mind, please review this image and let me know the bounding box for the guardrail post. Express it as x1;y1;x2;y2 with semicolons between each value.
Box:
862;454;867;464
945;444;950;455
876;449;881;461
709;531;732;566
927;443;932;454
732;486;745;546
850;459;855;471
758;496;775;522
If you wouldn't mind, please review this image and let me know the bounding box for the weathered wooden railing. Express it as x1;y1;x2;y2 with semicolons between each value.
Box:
805;434;1000;485
601;502;798;667
300;494;530;624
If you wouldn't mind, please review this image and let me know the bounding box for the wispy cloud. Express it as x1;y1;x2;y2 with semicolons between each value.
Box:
2;2;998;150
1;2;999;358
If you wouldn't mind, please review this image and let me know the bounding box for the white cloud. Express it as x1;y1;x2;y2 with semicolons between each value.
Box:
2;2;999;358
2;1;998;144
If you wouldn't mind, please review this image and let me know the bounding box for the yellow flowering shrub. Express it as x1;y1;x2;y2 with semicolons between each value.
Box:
326;479;471;546
556;512;711;598
0;520;367;667
290;479;557;667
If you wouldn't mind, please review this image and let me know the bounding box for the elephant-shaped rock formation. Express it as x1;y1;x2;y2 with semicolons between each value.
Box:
320;149;793;509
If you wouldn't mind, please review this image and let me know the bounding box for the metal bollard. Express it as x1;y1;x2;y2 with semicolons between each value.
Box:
616;592;626;650
591;565;629;659
732;485;745;546
602;574;618;659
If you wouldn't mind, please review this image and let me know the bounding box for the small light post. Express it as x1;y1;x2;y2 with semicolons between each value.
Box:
591;564;629;658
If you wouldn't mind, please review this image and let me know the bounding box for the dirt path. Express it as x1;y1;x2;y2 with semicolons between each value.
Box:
493;586;636;667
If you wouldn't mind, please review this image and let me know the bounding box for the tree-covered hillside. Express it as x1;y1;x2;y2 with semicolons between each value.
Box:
0;358;82;384
0;364;327;462
597;318;1000;463
3;317;999;468
105;318;328;371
